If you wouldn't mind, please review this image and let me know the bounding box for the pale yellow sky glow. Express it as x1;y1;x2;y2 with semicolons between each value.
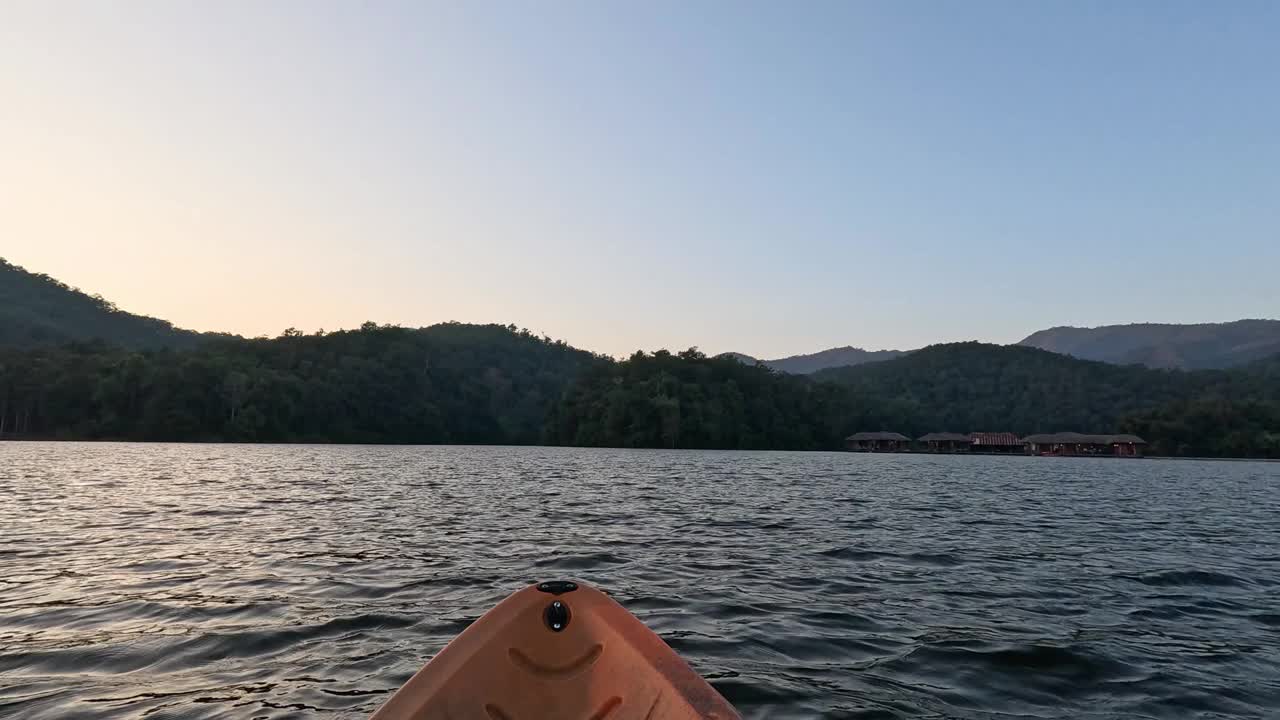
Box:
1;4;634;351
4;3;1277;357
3;6;495;339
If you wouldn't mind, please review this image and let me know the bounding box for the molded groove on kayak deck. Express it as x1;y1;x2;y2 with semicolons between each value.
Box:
485;703;513;720
507;643;603;677
642;691;664;720
587;696;622;720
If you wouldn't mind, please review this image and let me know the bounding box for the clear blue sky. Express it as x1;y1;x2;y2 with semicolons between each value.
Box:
2;1;1276;357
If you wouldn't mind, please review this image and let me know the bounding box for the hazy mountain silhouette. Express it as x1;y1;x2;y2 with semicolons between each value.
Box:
727;320;1280;374
5;257;1277;374
722;346;906;374
1018;320;1280;370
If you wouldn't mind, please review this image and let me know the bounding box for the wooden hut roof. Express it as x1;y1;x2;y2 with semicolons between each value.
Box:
917;432;971;442
847;431;911;441
1023;432;1148;445
970;432;1021;445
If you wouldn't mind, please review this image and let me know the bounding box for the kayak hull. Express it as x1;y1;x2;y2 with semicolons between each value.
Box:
371;581;739;719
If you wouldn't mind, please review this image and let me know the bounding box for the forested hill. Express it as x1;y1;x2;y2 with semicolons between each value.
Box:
1117;352;1280;457
0;323;601;443
2;298;1279;455
0;258;211;350
813;342;1196;435
815;342;1280;457
547;349;874;450
550;343;1280;455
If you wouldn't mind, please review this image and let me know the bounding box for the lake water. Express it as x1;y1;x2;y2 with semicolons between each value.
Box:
1;443;1278;719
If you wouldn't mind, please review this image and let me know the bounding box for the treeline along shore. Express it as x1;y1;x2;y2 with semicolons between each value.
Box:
2;323;1279;458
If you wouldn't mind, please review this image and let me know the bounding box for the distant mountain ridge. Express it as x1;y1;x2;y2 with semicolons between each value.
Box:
0;257;219;350
1018;320;1280;370
5;257;1277;375
723;346;906;374
725;319;1280;375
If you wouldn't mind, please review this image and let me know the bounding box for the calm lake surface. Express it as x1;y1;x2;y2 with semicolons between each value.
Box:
2;443;1278;719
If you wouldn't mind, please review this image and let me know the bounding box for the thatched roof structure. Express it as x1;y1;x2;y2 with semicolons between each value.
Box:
1023;433;1147;445
847;431;911;442
917;432;971;442
971;432;1021;446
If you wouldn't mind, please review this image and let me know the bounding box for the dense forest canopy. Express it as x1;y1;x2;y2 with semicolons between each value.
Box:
815;342;1203;435
547;348;876;450
0;258;215;350
814;343;1280;458
2;258;1279;457
0;323;600;444
2;332;1279;456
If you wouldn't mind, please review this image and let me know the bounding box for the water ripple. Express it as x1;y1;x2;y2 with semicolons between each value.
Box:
1;443;1278;718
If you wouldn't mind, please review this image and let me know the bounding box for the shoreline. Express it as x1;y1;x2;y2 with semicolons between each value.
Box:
1;436;1277;462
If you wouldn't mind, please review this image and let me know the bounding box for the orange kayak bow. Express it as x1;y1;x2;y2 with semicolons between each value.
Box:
371;580;740;719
